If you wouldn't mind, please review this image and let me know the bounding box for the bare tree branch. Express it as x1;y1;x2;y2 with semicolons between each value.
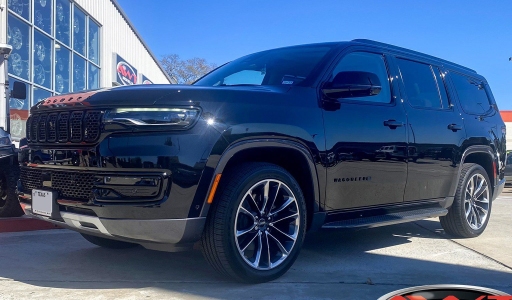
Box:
161;54;217;84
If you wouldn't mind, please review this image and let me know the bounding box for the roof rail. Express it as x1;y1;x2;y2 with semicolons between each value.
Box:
351;39;476;73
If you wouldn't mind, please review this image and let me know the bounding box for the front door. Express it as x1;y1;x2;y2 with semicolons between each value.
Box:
323;51;408;211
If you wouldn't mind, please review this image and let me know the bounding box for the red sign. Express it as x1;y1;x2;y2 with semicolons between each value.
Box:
115;54;138;85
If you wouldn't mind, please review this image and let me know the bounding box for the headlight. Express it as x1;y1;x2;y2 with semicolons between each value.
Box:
104;108;200;128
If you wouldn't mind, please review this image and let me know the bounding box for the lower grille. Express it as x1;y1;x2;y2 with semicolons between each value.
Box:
20;167;167;204
20;167;96;201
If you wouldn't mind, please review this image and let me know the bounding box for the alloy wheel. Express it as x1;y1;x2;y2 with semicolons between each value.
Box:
234;179;300;270
464;173;490;230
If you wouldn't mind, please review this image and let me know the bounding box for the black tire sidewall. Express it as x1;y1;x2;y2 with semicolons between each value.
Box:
221;165;307;282
0;162;23;218
455;164;492;237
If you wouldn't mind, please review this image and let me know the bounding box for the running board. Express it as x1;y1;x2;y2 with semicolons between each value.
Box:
322;207;448;229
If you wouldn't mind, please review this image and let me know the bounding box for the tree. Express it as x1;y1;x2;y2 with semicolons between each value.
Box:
160;54;217;84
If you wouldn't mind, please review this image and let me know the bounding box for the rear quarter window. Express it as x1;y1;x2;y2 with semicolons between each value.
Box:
450;72;491;115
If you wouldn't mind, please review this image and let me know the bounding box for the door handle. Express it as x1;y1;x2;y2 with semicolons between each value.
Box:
447;124;462;132
383;120;404;129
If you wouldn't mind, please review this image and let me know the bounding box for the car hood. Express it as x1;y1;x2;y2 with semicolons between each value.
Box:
30;84;292;112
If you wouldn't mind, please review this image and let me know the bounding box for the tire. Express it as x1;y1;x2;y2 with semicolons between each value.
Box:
440;163;492;238
80;233;138;249
0;161;24;218
201;162;307;283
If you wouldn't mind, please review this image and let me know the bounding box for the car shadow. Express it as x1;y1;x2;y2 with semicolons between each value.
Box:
0;220;511;299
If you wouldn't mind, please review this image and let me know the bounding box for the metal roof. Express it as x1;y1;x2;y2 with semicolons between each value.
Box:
110;0;176;84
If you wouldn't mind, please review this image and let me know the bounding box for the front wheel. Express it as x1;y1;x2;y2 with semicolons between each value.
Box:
201;162;307;283
440;163;492;238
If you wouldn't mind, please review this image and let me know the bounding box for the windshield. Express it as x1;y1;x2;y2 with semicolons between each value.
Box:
194;45;335;87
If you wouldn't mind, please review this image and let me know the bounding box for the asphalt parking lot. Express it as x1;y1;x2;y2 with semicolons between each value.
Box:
1;190;511;299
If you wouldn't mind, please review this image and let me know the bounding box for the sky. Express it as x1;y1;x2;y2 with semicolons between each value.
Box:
117;0;512;109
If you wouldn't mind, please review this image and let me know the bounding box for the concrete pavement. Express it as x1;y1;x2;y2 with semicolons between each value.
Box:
0;194;511;299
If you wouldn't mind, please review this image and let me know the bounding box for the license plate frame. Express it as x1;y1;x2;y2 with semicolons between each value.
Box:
32;189;57;217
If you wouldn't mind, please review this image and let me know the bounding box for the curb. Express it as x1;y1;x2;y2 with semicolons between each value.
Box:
0;216;62;233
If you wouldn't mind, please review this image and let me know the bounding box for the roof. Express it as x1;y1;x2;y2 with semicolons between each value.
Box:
110;0;176;84
351;39;477;74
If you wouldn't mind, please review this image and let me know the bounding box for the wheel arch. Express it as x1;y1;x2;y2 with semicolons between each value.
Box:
199;139;321;230
454;145;497;197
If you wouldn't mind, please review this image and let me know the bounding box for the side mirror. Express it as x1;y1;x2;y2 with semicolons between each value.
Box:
322;71;382;99
11;81;27;100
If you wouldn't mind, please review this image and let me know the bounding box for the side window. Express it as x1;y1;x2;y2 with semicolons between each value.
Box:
397;59;445;109
330;52;391;103
450;72;491;115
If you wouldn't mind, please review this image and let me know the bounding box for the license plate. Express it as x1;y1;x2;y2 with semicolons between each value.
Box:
32;189;54;217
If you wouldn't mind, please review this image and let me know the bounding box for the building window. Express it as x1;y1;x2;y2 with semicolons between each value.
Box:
34;0;52;35
7;14;30;81
55;0;70;46
7;0;102;140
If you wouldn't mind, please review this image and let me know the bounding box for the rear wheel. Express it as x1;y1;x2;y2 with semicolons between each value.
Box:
201;162;307;283
440;163;492;238
0;162;23;218
80;233;138;249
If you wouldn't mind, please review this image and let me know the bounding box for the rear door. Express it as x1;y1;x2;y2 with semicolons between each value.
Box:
392;57;466;201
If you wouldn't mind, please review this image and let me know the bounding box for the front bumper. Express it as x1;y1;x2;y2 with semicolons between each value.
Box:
20;203;206;251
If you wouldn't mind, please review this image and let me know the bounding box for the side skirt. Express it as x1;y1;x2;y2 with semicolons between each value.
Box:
321;199;449;230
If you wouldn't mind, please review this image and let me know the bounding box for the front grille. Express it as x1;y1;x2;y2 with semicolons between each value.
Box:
38;114;48;142
47;113;58;142
84;111;102;142
30;114;40;142
58;112;70;142
26;110;102;144
20;167;96;201
69;111;84;143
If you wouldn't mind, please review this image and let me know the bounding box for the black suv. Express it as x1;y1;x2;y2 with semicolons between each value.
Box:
18;39;506;283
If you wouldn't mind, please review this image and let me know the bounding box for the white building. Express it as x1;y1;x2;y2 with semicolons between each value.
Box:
4;0;172;141
501;111;512;151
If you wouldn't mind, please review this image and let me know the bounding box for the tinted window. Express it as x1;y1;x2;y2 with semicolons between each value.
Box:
330;52;391;103
194;45;333;86
397;59;443;109
450;72;490;115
